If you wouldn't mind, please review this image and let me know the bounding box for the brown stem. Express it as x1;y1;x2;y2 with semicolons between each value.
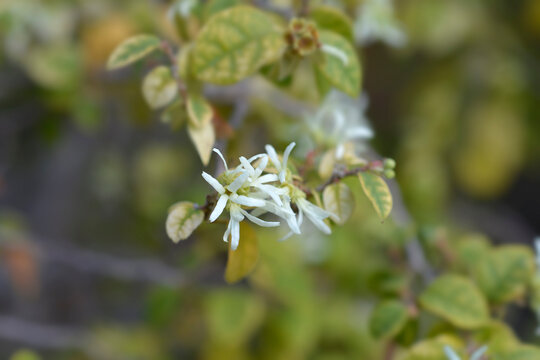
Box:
315;160;383;193
160;40;188;100
383;341;396;360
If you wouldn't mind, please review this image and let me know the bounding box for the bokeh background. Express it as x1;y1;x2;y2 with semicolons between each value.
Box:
0;0;539;359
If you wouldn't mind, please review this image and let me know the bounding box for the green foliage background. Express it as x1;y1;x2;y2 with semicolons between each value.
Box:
0;0;539;359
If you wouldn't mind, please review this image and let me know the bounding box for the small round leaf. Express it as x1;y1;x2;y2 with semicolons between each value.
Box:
369;300;409;340
323;182;354;225
358;172;393;220
166;202;204;243
142;66;178;109
419;274;489;329
107;34;161;70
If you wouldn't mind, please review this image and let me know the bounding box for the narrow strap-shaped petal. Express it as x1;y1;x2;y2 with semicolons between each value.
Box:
231;220;240;250
470;346;488;360
247;153;265;163
202;171;225;194
239;156;255;175
223;219;232;243
321;43;349;65
279;142;295;182
300;198;332;219
347;126;374;139
255;173;279;184
209;194;228;222
233;195;266;207
212;148;228;171
257;184;283;206
240;209;280;227
265;144;281;169
443;346;461;360
227;172;248;193
254;155;268;178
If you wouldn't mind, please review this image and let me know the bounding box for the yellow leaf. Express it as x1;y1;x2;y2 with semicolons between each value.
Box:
107;34;161;70
188;118;215;165
166;202;204;243
323;182;354;225
358;172;392;220
225;223;259;283
142;66;178;109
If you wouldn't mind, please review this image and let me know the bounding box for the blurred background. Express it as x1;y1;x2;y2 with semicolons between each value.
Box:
0;0;539;359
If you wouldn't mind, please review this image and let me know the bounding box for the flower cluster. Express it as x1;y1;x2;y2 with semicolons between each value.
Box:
202;143;332;250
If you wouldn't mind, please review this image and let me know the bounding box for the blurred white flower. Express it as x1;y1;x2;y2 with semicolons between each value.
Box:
354;0;406;48
443;345;488;360
307;90;373;159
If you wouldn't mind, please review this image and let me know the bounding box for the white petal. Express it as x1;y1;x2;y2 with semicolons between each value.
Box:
347;126;374;139
233;195;266;207
209;194;228;222
223;220;232;242
254;155;268;177
443;346;461;360
247;153;266;163
231;220;240;250
255;174;279;184
265;144;281;169
240;209;280;227
260;185;283;206
470;346;488;360
335;144;345;160
299;198;332;219
202;171;225;194
279;142;295;182
227;172;248;193
321;43;348;65
239;156;255;175
212;148;228;171
308;216;332;234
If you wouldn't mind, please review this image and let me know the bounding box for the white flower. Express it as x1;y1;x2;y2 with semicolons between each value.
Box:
354;0;406;48
201;149;279;250
443;345;488;360
295;197;332;235
307;91;373;159
265;142;296;183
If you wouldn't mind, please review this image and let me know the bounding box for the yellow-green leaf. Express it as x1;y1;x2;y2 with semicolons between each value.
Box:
205;289;265;346
318;149;335;180
10;350;41;360
191;6;286;84
315;30;361;97
474;321;519;355
419;274;489;329
402;334;464;360
310;6;354;42
188;117;215;165
161;100;187;130
472;245;535;304
107;34;161;70
142;66;178;109
358;172;392;220
165;201;204;243
225;223;259;283
369;300;409;340
187;93;213;128
323;182;354;225
492;345;540;360
204;0;244;20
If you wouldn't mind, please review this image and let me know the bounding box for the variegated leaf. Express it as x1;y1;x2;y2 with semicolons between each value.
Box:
142;66;178;109
191;6;286;84
323;182;354;225
358;172;392;220
107;34;161;70
166;202;204;243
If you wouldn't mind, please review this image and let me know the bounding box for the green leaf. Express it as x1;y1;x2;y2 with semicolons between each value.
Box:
358;172;393;220
419;275;489;329
315;30;361;97
188;117;215;165
205;289;265;346
310;6;354;42
472;245;535;304
10;350;41;360
492;345;540;360
187;93;213;128
107;34;161;70
204;0;244;20
191;6;286;84
165;201;204;243
369;300;409;340
323;182;354;225
225;223;259;283
142;66;178;109
402;334;464;360
161;100;187;130
474;321;519;355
